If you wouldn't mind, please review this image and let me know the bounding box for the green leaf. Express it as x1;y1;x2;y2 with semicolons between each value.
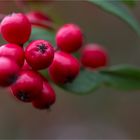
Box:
88;0;140;35
61;70;104;95
100;65;140;90
29;27;55;46
122;0;136;8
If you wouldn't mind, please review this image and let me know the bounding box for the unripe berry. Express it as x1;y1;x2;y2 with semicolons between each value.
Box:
56;24;83;53
25;40;54;70
48;51;80;84
81;43;108;69
0;44;24;67
32;78;56;109
10;70;43;102
0;57;20;87
0;13;31;45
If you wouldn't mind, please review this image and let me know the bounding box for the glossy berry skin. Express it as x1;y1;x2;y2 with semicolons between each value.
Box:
10;70;43;102
0;13;31;45
32;78;56;109
81;44;108;69
56;24;83;53
26;11;53;29
49;51;80;84
22;60;31;71
25;40;54;70
0;44;24;67
0;57;20;87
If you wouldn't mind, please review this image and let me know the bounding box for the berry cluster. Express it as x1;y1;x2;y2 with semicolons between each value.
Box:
0;12;108;110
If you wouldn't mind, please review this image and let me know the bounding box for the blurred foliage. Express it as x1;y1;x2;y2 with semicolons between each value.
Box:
100;65;140;91
61;70;104;95
88;0;140;35
122;0;137;8
29;27;55;46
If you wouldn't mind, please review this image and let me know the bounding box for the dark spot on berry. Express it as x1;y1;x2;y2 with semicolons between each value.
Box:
45;105;52;112
37;43;47;54
17;91;30;102
64;75;74;83
8;74;18;85
19;43;24;47
45;104;50;109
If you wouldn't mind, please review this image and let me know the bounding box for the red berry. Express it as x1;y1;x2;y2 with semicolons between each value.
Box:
10;70;43;102
48;51;80;84
0;57;20;87
32;78;56;109
26;11;53;29
21;60;32;71
0;13;31;45
0;44;24;67
56;24;83;53
25;40;54;70
81;44;108;69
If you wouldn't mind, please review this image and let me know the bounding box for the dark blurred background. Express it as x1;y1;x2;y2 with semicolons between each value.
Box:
0;0;140;139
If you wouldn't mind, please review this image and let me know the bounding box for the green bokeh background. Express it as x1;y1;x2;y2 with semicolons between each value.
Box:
0;1;140;139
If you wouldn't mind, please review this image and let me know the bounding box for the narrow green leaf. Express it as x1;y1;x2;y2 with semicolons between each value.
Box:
61;70;104;95
122;0;137;8
100;65;140;90
88;0;140;35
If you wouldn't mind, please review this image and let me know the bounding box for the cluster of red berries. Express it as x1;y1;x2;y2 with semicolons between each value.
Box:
0;12;108;110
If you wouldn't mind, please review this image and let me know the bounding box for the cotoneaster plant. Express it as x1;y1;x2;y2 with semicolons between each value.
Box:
22;60;32;71
49;51;80;84
0;57;20;87
10;70;43;102
0;44;24;67
32;77;56;109
80;43;108;69
25;39;54;70
0;13;31;45
26;11;53;29
0;0;140;110
56;24;83;53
